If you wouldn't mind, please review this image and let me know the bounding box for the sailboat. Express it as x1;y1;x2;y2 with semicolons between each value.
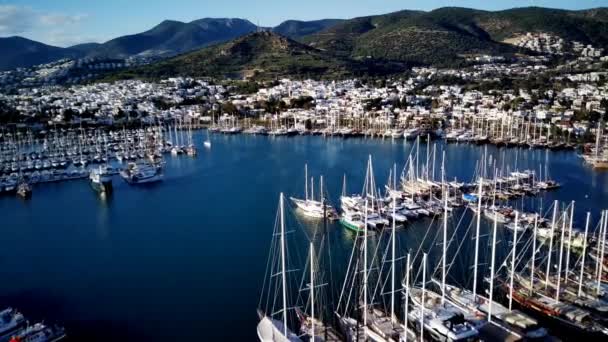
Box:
407;254;479;342
295;209;344;341
438;211;548;339
204;130;211;148
257;193;302;342
290;164;337;219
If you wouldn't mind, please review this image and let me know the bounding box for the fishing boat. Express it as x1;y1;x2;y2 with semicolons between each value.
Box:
89;165;113;194
120;162;163;185
0;308;25;339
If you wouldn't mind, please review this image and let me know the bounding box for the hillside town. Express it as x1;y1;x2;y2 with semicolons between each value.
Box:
0;31;607;173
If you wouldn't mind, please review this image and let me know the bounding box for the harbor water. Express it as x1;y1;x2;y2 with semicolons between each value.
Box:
0;132;607;341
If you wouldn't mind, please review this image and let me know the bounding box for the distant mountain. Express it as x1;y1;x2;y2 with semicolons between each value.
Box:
5;7;608;75
107;31;384;81
0;37;82;71
68;43;102;54
272;19;344;39
87;18;258;59
303;7;608;66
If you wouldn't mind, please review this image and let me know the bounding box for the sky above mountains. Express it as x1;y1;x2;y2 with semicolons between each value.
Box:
0;0;606;47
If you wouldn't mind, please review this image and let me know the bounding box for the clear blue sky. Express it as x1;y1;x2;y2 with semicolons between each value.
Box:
0;0;606;46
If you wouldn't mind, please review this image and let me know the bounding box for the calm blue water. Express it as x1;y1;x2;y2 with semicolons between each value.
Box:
0;133;607;341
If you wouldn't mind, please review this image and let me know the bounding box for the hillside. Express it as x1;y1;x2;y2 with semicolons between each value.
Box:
87;18;258;59
68;43;102;54
303;7;608;66
105;31;393;81
0;37;82;71
272;19;344;39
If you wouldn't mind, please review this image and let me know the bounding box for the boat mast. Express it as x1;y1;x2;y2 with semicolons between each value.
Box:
556;210;567;303
391;196;397;323
320;176;324;203
403;253;410;342
310;242;315;341
442;151;447;304
565;201;575;284
530;215;538;295
305;164;308;201
280;193;288;336
509;211;519;311
489;205;498;322
545;200;558;290
363;200;368;328
579;212;591;297
421;253;427;342
595;211;605;291
597;211;608;295
473;177;483;299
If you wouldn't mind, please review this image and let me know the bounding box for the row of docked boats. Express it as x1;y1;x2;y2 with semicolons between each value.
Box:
581;120;608;170
257;152;608;342
0;122;208;197
444;115;578;151
0;308;65;342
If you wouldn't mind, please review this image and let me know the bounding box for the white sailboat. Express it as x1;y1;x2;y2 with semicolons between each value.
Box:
204;130;212;148
290;164;337;219
257;193;302;342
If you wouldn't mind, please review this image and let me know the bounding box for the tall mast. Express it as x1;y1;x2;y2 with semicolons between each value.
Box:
545;201;558;290
280;193;288;336
305;164;308;201
442;151;447;304
403;253;410;342
311;178;315;202
473;177;483;299
565;201;575;284
596;211;605;286
489;206;498;322
363;200;368;327
421;253;427;342
597;211;608;294
310;242;315;341
391;196;397;323
530;215;538;295
579;212;591;297
320;176;324;203
556;210;567;303
509;211;519;311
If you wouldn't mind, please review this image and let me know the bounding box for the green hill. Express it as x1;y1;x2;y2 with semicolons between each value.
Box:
303;7;608;66
272;19;344;39
107;31;383;81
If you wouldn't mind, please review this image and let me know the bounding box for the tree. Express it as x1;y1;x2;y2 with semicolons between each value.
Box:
221;102;238;115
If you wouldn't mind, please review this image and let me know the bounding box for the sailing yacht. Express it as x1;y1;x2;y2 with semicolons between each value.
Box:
290;165;337;219
204;130;211;148
408;282;479;341
257;194;302;342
